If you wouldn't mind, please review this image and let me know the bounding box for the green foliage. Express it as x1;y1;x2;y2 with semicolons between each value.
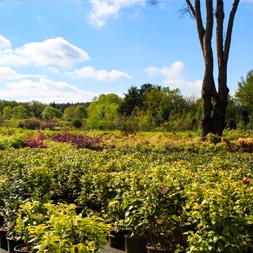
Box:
87;94;122;130
0;130;253;252
115;168;186;251
28;101;46;118
0;133;26;149
12;105;29;119
74;104;87;119
72;119;83;128
42;106;62;120
63;105;76;120
0;70;253;133
235;70;253;113
2;106;12;120
185;176;253;252
15;201;110;253
118;84;199;132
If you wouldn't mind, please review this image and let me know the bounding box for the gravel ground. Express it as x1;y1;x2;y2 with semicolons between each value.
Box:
99;245;124;253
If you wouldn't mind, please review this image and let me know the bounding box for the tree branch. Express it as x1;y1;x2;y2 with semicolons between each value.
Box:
185;0;196;17
216;0;224;67
185;0;206;54
224;0;240;63
205;0;214;43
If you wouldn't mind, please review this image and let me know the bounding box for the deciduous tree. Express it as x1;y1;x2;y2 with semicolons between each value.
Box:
152;0;240;138
235;70;253;115
42;106;62;120
235;70;253;129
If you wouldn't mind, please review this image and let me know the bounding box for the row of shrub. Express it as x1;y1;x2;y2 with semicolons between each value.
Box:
0;130;107;150
0;131;252;252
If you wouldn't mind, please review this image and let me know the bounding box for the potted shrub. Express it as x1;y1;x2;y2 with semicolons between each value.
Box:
144;183;187;253
184;176;253;253
113;173;150;253
104;171;137;251
15;201;111;253
118;169;187;253
0;178;28;252
5;199;24;253
13;198;50;252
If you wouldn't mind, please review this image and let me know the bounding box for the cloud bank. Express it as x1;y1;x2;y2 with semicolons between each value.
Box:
145;61;202;96
0;35;132;103
0;37;90;67
1;77;97;103
68;66;132;81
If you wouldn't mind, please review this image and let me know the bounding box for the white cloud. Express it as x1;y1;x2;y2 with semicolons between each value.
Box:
0;50;30;66
0;67;23;81
0;35;11;50
15;37;90;67
0;34;134;102
0;36;90;67
145;61;202;96
0;67;40;81
145;61;185;79
67;66;132;81
0;77;98;103
164;79;202;96
46;67;60;74
88;0;146;28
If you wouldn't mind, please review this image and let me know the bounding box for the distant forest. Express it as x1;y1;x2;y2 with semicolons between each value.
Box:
0;70;252;132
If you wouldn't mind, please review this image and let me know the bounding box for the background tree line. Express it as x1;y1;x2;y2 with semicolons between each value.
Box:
0;70;252;132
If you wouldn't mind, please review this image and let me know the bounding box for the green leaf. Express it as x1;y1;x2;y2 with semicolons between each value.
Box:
171;215;179;222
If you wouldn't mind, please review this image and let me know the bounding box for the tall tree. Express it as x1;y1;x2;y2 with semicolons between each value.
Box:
74;105;87;119
87;93;122;129
235;70;253;129
41;106;62;120
151;0;240;138
235;70;253;115
63;105;76;120
12;105;28;119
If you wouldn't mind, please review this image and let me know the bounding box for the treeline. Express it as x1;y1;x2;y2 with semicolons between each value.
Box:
0;70;252;132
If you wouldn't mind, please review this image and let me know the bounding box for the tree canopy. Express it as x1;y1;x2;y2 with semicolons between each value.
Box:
235;70;253;114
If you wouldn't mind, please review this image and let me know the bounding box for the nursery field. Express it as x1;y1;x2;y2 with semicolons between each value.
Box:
0;128;252;253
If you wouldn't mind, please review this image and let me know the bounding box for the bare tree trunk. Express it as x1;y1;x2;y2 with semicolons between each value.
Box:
212;64;229;136
212;0;228;136
212;0;239;136
185;0;240;139
201;68;216;138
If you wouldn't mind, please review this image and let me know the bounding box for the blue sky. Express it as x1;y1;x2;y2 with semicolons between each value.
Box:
0;0;252;103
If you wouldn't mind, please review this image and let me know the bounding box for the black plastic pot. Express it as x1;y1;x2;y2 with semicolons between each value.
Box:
124;235;147;253
7;238;24;253
108;230;127;250
0;215;4;227
0;227;8;250
14;244;32;253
